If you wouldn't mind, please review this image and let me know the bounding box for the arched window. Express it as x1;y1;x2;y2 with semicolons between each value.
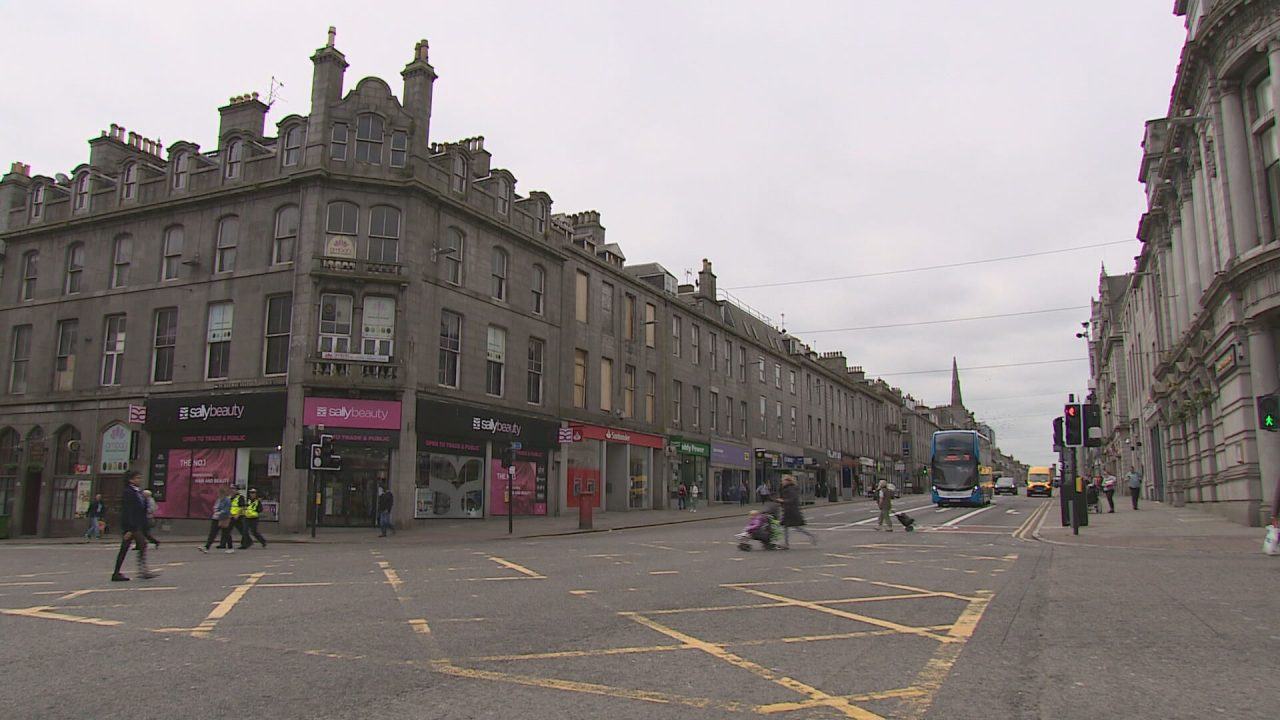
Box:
161;226;184;280
531;264;545;315
451;154;467;193
121;163;137;199
74;173;90;210
326;201;358;235
224;139;243;179
355;114;384;163
368;206;400;263
215;216;239;273
111;235;132;288
64;243;84;294
172;152;189;189
494;177;510;216
282;126;303;166
273;206;299;264
490;246;508;301
443;227;464;285
54;426;82;476
30;184;45;219
20;250;38;301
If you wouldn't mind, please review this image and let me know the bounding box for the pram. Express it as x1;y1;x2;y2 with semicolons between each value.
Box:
736;512;783;551
1086;483;1101;514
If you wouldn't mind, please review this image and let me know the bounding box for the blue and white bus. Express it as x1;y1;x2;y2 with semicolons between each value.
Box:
930;430;992;507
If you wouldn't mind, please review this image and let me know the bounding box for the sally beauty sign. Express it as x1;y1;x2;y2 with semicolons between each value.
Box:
303;397;402;430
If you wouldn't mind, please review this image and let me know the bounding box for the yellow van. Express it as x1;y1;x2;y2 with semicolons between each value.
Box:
1026;466;1052;497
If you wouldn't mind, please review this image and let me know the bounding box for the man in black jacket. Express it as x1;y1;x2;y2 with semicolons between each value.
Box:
83;493;106;542
377;486;394;537
111;471;155;582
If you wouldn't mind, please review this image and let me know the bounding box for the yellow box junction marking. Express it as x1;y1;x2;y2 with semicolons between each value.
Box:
726;585;960;645
191;571;264;637
899;591;993;719
0;605;122;627
486;555;544;579
409;618;432;635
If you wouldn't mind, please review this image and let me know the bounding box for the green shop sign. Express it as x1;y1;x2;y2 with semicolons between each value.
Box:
669;438;710;457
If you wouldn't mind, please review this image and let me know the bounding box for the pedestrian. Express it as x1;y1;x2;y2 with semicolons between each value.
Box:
377;484;395;537
778;475;817;548
756;481;771;503
875;479;893;531
240;488;268;548
1102;472;1117;513
1126;467;1142;510
676;482;687;510
83;493;106;542
738;480;749;506
111;471;155;581
688;482;700;512
141;490;161;547
230;487;249;548
199;486;235;553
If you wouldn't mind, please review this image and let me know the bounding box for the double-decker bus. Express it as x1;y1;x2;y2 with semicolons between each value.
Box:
930;430;992;507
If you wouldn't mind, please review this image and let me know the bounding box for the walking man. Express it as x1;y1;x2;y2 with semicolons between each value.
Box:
738;479;749;506
1102;472;1117;513
875;479;893;531
230;487;249;547
377;485;395;537
83;493;105;542
778;475;817;547
1126;467;1142;510
240;488;268;548
111;471;155;582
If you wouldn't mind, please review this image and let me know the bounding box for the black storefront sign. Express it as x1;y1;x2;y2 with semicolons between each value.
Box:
146;391;287;445
416;397;559;446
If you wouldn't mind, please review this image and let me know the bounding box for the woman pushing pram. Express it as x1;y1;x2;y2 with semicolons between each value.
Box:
736;506;783;551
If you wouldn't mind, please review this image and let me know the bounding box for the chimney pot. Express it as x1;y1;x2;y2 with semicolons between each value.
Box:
327;26;336;47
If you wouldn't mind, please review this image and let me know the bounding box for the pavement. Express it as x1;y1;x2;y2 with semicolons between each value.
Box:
2;493;1277;720
1034;495;1265;552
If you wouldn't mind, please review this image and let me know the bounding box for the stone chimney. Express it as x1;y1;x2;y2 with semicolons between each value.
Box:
219;92;269;139
570;210;606;248
0;163;33;233
401;38;438;155
306;26;349;164
818;351;848;374
847;365;866;382
696;258;717;302
464;136;490;177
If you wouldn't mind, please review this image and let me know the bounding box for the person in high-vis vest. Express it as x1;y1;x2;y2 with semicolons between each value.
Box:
229;489;248;548
240;488;268;548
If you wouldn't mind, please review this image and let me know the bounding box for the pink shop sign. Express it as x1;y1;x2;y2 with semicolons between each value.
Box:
303;397;402;430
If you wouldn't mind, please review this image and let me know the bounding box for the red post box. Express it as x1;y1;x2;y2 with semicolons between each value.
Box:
575;480;596;530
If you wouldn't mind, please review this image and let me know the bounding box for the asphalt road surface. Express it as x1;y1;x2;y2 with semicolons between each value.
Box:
2;495;1274;719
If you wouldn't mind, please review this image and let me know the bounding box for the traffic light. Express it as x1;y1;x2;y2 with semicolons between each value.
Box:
1063;403;1083;447
1083;403;1102;447
1258;395;1280;432
1052;417;1064;450
310;434;342;471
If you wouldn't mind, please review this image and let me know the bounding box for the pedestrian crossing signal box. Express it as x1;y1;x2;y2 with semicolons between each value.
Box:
1258;395;1280;433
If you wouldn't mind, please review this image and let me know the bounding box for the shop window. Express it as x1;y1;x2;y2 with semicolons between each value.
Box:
111;234;132;288
362;296;396;358
64;243;84;294
331;123;349;161
527;338;545;405
282;126;303;167
264;295;292;376
486;326;506;396
162;226;183;280
319;294;354;354
100;315;126;387
274;206;298;265
215;216;239;273
417;448;484;519
355;113;384;163
9;325;32;394
205;302;234;380
573;349;588;409
600;358;613;412
54;319;77;391
438;310;462;387
368;206;400;263
51;478;79;520
152;308;178;383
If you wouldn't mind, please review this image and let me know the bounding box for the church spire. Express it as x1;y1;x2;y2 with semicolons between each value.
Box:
950;357;963;408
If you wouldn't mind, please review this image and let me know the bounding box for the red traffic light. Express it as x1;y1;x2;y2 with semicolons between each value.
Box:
1065;405;1078;417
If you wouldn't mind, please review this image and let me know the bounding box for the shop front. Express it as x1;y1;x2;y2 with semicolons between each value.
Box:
303;395;402;527
146;392;287;529
565;424;662;512
841;454;860;499
711;441;753;503
754;448;807;498
670;438;711;507
415;398;558;519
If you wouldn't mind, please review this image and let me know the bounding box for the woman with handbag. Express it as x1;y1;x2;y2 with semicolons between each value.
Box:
199;486;235;554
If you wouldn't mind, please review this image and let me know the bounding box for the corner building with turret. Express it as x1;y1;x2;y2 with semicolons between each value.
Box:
0;33;980;537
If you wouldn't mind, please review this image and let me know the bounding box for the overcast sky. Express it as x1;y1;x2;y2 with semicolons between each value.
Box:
1;1;1188;467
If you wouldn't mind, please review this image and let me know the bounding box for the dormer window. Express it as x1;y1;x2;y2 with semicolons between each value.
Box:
451;154;467;193
355;114;383;163
535;203;547;234
224;140;243;179
390;131;407;167
74;173;90;211
172;152;189;189
121;164;137;200
30;184;45;219
282;127;303;167
495;177;510;216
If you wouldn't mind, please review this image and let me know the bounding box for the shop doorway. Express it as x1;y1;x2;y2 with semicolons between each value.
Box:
21;468;41;535
318;446;390;527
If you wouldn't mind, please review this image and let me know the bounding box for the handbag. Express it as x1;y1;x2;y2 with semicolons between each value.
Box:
1265;525;1280;556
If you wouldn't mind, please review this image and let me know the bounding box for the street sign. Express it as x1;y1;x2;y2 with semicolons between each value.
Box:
511;441;523;451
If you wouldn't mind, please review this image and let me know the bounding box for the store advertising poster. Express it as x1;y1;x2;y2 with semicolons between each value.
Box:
417;451;485;518
489;460;546;516
154;448;236;519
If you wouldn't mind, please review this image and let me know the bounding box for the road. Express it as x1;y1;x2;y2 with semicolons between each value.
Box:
1;494;1273;719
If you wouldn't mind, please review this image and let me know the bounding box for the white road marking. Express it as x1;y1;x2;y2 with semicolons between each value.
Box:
941;506;995;527
840;503;937;527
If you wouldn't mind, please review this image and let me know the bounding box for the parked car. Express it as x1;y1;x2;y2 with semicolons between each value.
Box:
993;477;1017;496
